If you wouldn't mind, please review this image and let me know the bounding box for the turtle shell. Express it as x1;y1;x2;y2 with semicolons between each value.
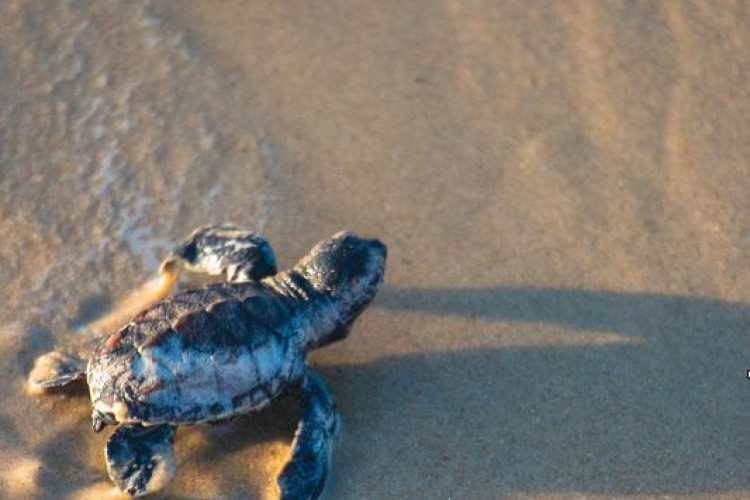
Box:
87;282;307;425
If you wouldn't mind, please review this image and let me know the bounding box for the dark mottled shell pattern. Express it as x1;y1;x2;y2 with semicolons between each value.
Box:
88;280;313;426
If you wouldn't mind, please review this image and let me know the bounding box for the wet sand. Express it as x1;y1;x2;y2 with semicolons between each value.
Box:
1;1;749;499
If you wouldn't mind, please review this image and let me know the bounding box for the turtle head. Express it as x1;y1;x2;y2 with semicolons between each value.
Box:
295;231;386;336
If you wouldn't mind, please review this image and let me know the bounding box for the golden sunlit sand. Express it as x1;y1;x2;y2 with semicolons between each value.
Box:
85;258;181;338
0;0;748;499
1;457;41;497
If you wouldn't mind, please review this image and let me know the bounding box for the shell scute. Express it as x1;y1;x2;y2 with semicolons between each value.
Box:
242;294;292;331
89;280;305;425
170;311;214;347
207;299;275;349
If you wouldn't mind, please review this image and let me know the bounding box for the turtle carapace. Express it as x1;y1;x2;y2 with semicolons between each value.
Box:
27;225;386;499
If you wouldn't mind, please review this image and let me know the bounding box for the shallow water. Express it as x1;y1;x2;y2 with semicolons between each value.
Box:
0;1;283;498
1;1;749;499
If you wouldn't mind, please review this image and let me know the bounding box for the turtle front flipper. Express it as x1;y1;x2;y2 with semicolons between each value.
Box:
106;423;177;497
27;351;87;394
172;224;277;283
278;370;340;500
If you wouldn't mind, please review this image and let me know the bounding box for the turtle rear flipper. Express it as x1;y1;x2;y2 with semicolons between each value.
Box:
27;351;87;394
106;423;177;497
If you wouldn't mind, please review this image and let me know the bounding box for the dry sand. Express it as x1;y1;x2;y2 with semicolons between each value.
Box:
1;1;749;499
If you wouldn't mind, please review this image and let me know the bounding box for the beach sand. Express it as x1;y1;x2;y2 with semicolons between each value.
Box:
0;1;748;498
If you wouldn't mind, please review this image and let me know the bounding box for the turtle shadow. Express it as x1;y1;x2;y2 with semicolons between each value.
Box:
164;400;300;500
312;286;748;498
376;286;750;339
179;398;299;465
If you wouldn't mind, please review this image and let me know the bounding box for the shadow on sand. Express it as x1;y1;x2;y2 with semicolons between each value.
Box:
17;286;750;498
317;286;750;497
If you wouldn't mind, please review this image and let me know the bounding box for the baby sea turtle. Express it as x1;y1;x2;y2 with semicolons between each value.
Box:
27;225;386;499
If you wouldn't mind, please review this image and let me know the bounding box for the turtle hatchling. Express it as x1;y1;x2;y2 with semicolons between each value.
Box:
27;225;386;499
